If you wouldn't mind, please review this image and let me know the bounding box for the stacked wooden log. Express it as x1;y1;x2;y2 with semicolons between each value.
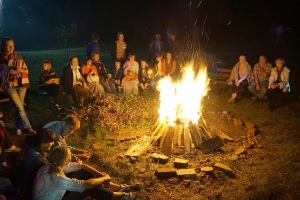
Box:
151;117;215;154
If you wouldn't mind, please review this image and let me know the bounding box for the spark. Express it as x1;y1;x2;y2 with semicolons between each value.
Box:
197;0;203;8
188;0;192;10
201;14;207;35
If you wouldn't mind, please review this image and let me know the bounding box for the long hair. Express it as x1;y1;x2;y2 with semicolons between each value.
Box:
48;145;70;174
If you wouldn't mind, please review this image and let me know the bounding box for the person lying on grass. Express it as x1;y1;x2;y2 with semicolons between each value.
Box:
43;115;91;162
32;145;141;200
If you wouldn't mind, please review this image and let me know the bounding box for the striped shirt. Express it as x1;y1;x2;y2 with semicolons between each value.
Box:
32;162;84;200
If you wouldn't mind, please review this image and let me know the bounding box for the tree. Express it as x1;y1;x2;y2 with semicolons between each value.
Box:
56;23;77;59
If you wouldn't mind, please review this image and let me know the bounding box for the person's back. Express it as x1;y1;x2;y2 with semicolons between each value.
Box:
86;33;100;57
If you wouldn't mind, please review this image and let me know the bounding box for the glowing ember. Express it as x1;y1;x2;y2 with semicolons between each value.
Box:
157;62;210;126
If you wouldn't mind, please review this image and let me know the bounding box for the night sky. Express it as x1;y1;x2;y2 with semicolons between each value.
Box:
1;0;299;50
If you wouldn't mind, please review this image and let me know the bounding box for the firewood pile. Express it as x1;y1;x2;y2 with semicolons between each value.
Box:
150;116;220;155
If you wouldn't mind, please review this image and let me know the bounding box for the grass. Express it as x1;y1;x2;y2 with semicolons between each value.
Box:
1;42;300;199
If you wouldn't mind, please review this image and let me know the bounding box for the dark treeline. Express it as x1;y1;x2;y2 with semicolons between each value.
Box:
1;0;299;51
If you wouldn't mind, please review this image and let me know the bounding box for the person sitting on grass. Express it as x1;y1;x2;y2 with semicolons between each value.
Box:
267;58;290;111
62;56;91;108
122;53;139;95
111;60;123;93
227;55;252;103
20;128;56;200
32;145;141;200
0;112;21;168
138;59;149;95
81;57;105;97
43;115;91;162
39;60;64;107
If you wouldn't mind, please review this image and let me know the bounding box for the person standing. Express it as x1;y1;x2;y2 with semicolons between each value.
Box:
148;34;165;61
111;32;128;66
248;55;272;102
0;37;35;135
86;32;100;57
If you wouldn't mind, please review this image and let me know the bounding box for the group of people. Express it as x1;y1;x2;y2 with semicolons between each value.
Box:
227;55;290;111
1;114;141;200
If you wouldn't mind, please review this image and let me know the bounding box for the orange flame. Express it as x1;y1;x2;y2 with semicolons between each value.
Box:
157;62;210;126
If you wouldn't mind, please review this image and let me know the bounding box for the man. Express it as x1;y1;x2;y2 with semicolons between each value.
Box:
248;55;272;102
92;53;118;94
86;32;100;57
148;34;165;61
111;32;128;65
43;115;91;162
166;33;180;59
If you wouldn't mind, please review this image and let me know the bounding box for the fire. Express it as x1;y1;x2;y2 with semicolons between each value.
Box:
157;62;210;126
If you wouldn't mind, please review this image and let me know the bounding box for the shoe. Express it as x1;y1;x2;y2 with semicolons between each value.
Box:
255;97;259;102
5;145;21;153
26;129;36;135
261;96;268;102
228;97;235;103
16;129;22;135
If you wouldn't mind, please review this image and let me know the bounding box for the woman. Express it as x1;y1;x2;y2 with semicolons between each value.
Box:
21;128;56;199
122;53;139;95
228;55;252;103
267;58;290;111
62;56;91;108
0;37;35;135
39;60;64;106
161;52;176;77
81;57;105;96
32;146;139;200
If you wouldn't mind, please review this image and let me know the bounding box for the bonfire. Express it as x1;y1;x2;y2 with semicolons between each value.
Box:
151;61;212;154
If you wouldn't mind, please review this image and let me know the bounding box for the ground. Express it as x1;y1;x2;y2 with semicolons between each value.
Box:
1;37;300;199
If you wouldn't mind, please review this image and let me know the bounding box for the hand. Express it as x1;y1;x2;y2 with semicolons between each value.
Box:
235;82;240;87
270;83;278;89
255;84;261;91
103;174;112;182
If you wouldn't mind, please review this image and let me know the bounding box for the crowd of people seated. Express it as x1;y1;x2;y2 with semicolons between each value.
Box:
0;31;292;199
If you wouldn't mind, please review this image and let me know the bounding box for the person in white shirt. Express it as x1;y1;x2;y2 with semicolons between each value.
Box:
32;146;140;200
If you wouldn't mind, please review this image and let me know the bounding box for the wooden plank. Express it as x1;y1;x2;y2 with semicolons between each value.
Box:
216;131;234;141
217;68;232;73
216;73;231;78
124;136;152;157
161;126;175;155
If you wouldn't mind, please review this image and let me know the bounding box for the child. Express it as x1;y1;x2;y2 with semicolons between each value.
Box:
122;53;139;95
39;60;64;106
111;60;123;93
32;146;140;200
138;59;149;95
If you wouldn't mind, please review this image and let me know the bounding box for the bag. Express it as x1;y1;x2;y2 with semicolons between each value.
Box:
87;74;99;83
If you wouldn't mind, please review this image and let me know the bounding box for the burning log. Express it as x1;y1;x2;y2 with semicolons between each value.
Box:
189;122;202;148
150;117;213;154
183;126;191;153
